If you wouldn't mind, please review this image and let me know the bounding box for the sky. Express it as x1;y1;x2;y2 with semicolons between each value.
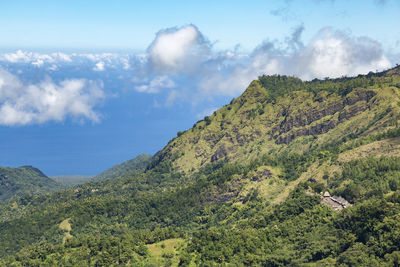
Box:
0;0;399;175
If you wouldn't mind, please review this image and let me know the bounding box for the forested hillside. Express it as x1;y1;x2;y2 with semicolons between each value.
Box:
0;165;63;204
1;66;400;266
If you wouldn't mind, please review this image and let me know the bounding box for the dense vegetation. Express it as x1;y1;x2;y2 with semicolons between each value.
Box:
1;66;400;266
0;165;63;204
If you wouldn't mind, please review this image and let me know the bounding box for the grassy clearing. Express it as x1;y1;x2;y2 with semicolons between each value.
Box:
338;137;400;162
238;165;286;203
59;218;72;244
146;238;186;266
270;162;329;205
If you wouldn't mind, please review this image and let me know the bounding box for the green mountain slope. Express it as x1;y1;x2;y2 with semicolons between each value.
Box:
153;71;399;174
93;153;152;180
1;67;400;266
0;165;63;203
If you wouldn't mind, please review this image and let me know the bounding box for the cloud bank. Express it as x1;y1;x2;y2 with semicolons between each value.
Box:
0;68;104;125
135;25;393;98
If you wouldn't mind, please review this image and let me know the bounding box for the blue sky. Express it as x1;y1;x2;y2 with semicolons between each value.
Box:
1;0;399;52
0;0;399;175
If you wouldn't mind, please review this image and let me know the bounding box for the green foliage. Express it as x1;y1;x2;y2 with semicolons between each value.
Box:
258;75;303;101
0;165;63;203
204;116;211;125
332;157;400;203
258;73;377;102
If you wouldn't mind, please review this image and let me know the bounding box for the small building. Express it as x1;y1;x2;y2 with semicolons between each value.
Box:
321;191;352;211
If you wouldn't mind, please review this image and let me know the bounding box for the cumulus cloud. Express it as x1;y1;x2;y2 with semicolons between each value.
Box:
196;26;392;96
134;75;175;93
3;50;32;63
32;59;45;67
1;50;72;65
148;25;211;73
126;24;395;103
295;28;391;79
52;52;72;62
0;68;104;125
93;61;105;71
0;51;131;72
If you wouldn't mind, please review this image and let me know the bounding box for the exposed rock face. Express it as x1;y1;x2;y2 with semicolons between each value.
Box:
204;133;225;146
273;90;375;144
211;145;227;162
203;178;242;204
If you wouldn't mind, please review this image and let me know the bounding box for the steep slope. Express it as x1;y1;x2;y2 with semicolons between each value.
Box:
0;165;63;203
93;153;152;180
153;71;400;174
1;66;400;266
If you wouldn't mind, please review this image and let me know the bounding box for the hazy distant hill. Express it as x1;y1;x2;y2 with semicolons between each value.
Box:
1;66;400;265
93;154;152;180
50;175;94;187
0;166;63;203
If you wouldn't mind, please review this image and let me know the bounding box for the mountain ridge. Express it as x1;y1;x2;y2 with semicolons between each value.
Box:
150;67;400;175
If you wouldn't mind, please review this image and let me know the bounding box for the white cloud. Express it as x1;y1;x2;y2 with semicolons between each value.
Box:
48;64;58;71
0;51;131;71
134;75;175;93
148;25;211;73
295;28;391;79
93;61;105;71
3;50;32;63
126;24;396;103
2;50;55;65
0;68;104;125
198;27;392;96
121;58;131;70
52;52;72;62
80;53;117;62
32;59;45;67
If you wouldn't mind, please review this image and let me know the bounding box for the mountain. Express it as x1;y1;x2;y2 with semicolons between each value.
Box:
1;66;400;266
93;154;152;180
153;71;398;174
0;165;63;203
